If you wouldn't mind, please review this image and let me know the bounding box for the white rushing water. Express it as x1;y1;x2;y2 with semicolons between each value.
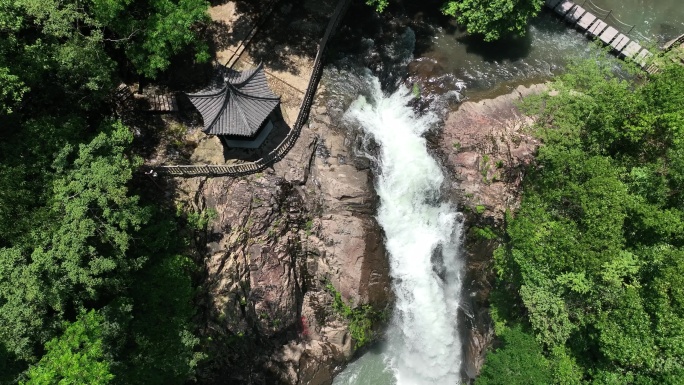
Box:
334;75;464;384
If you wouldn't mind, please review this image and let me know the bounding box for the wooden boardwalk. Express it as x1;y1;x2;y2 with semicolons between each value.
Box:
146;94;179;112
545;0;655;71
154;0;352;178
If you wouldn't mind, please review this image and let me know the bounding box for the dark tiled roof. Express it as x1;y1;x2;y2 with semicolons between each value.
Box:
186;63;280;137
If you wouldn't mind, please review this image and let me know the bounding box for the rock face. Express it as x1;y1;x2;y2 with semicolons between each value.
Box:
439;84;545;222
174;96;390;384
434;84;545;380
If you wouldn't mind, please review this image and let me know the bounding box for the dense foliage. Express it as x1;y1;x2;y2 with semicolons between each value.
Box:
479;60;684;384
365;0;544;41
0;0;209;383
442;0;544;41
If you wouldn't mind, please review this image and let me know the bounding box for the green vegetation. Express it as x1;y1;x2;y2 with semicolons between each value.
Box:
0;0;209;383
479;59;684;384
476;325;552;385
472;226;497;240
365;0;389;12
442;0;544;41
412;83;421;98
326;283;383;349
22;311;113;385
365;0;544;42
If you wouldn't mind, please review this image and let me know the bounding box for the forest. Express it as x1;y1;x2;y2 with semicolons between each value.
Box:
0;0;209;382
0;0;547;382
477;60;684;384
5;0;683;382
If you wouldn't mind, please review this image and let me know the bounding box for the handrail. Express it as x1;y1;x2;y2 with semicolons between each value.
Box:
663;33;684;51
155;0;352;178
580;0;637;35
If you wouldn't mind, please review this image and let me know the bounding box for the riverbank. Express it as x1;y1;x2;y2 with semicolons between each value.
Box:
437;83;545;380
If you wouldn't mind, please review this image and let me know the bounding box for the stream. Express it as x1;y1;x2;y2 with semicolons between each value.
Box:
328;1;683;383
333;75;464;384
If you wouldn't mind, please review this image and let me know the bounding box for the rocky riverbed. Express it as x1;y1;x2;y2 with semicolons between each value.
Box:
150;0;546;378
176;83;543;384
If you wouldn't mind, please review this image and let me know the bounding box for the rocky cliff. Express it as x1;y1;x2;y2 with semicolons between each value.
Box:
173;96;390;384
435;84;544;379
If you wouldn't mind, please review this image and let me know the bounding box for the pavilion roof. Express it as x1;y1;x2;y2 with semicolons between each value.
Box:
186;63;280;137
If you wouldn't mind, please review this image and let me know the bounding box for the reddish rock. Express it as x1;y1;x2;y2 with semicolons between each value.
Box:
439;84;545;222
176;93;390;384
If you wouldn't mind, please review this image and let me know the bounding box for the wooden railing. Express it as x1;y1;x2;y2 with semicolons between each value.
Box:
156;0;352;178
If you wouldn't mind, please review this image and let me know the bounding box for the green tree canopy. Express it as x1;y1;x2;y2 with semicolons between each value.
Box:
486;60;684;383
476;326;552;385
442;0;545;41
21;310;114;385
0;122;148;361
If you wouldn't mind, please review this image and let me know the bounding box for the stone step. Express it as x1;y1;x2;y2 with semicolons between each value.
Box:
566;5;586;24
587;19;608;37
554;0;575;16
599;26;618;44
611;34;630;51
622;41;642;58
577;12;597;31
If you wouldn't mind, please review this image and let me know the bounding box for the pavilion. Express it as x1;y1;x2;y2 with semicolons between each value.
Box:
186;63;280;149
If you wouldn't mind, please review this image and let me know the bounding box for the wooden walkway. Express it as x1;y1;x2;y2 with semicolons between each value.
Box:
146;94;179;112
545;0;655;72
153;0;352;178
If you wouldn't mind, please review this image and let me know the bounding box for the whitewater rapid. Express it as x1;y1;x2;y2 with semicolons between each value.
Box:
334;75;464;384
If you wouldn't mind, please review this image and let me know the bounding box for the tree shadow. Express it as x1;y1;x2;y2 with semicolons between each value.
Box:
456;32;532;63
242;0;337;75
207;1;262;56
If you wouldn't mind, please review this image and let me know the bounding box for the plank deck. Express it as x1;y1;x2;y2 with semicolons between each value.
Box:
554;0;575;16
588;19;608;37
145;94;178;112
577;12;597;30
566;6;586;24
599;26;618;44
611;34;630;51
622;41;642;58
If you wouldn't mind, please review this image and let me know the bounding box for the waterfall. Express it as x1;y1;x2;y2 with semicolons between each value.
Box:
334;75;464;384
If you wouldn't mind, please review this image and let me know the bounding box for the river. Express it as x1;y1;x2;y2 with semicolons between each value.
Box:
414;0;684;101
329;1;683;383
333;74;465;385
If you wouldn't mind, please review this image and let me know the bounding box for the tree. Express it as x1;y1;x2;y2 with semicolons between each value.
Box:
365;0;389;12
117;255;205;385
476;326;552;385
442;0;545;41
91;0;211;78
0;122;149;361
21;310;114;385
486;60;684;383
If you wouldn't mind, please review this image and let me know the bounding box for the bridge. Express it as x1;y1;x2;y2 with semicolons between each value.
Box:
545;0;656;72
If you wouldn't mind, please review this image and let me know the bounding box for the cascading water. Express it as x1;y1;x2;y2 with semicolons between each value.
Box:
333;74;464;384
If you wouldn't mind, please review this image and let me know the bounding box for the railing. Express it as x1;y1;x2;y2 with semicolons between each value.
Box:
156;0;352;178
225;0;284;69
580;0;637;35
663;33;684;51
